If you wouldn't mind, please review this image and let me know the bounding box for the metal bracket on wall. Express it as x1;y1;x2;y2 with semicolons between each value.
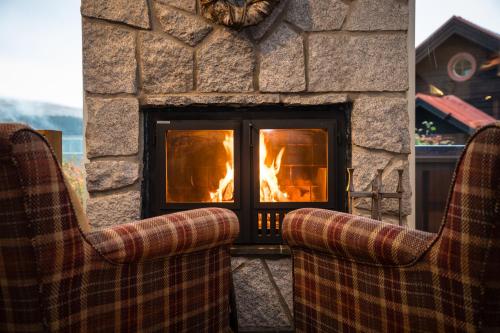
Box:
347;168;405;226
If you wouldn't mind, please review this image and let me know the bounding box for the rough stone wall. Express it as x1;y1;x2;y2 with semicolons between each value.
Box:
82;0;411;227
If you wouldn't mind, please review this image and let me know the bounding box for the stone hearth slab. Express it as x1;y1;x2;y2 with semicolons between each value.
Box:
232;257;293;332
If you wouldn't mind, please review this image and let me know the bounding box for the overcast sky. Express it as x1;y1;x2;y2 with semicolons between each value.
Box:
415;0;500;45
0;0;82;108
0;0;499;109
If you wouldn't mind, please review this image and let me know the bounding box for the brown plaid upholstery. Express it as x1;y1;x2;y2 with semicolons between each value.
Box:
0;123;239;332
283;122;500;332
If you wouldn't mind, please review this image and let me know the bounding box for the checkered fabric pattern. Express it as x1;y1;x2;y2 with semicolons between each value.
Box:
0;124;239;332
283;122;500;333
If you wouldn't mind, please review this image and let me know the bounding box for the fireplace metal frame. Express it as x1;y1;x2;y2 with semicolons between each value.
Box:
142;104;351;244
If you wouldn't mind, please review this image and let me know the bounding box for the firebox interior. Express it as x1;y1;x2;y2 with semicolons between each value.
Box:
166;130;235;203
259;129;328;203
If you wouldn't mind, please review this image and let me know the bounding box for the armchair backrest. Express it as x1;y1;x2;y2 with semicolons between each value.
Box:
442;121;499;236
435;122;500;328
0;123;84;331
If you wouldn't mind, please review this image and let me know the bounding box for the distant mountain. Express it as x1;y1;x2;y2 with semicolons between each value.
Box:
0;98;82;135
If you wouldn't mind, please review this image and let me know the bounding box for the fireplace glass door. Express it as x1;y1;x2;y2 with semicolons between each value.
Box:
155;120;240;209
258;128;328;203
249;119;337;243
166;129;235;203
251;119;335;206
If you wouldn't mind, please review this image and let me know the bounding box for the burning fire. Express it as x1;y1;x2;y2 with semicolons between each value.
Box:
209;130;289;203
209;133;234;202
260;131;288;202
207;129;327;203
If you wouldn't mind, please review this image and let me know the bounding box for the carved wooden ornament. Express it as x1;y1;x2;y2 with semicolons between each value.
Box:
201;0;280;29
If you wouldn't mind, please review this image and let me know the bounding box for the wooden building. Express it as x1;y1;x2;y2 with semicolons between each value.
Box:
416;16;500;129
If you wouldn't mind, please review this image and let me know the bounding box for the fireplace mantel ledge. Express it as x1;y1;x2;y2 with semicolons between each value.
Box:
140;93;350;107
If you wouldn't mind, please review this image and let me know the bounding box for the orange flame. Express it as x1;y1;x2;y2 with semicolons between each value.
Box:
210;133;234;202
259;131;288;202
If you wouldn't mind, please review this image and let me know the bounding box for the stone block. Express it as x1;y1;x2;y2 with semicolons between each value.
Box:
280;93;349;105
265;258;293;312
308;32;408;92
259;23;305;92
157;0;196;13
85;97;139;158
352;145;394;191
231;256;249;271
81;0;150;29
197;29;255;92
86;160;140;192
248;0;288;40
285;0;349;31
82;20;137;94
140;32;193;93
352;97;410;153
87;191;141;227
344;0;409;31
233;259;291;330
154;2;212;46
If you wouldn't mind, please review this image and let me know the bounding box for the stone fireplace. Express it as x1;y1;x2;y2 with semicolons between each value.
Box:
82;0;413;232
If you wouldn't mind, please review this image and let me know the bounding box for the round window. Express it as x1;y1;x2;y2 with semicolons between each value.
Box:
447;53;476;82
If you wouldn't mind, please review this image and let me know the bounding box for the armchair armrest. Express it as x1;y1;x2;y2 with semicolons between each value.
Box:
282;208;436;266
85;208;239;264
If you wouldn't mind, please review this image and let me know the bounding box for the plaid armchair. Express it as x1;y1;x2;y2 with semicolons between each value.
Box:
0;124;240;332
283;122;500;332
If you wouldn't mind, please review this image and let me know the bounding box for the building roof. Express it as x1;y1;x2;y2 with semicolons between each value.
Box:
416;16;500;63
416;93;496;134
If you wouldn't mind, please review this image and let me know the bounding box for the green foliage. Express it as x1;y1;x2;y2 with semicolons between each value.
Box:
415;121;454;145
